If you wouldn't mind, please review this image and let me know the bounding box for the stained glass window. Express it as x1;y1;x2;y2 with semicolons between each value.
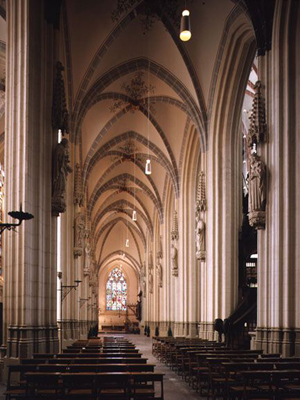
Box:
106;267;127;311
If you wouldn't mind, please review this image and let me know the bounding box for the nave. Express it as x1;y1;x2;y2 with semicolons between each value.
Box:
0;0;300;393
1;334;200;400
2;333;300;400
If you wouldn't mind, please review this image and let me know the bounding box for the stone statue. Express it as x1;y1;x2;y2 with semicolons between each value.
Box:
52;138;73;215
148;251;153;270
249;152;266;212
156;259;163;288
248;152;266;229
84;241;91;276
149;272;153;294
196;216;206;260
74;212;85;258
139;262;146;297
171;243;178;276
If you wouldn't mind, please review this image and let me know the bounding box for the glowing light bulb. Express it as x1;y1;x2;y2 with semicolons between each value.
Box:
180;10;192;42
132;210;137;221
145;159;152;175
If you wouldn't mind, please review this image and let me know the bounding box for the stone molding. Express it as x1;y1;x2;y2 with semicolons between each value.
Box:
7;325;59;358
254;327;300;357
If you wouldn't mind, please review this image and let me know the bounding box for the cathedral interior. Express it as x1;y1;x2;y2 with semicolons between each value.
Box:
0;0;299;398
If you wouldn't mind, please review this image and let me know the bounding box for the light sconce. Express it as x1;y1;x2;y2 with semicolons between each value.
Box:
180;10;192;42
0;205;34;235
125;239;130;247
145;159;152;175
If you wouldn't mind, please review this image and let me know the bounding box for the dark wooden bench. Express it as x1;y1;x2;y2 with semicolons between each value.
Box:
21;371;164;400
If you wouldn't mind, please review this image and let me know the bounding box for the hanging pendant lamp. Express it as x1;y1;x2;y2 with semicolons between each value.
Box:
132;210;137;221
145;159;152;175
180;10;192;42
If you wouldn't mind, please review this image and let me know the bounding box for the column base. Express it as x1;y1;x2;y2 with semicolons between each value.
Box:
146;321;199;338
198;321;217;341
7;325;59;358
254;327;300;356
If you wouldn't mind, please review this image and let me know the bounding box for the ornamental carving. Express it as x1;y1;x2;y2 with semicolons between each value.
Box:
52;61;69;135
171;243;178;277
148;271;153;294
140;261;146;298
156;236;163;287
196;171;206;212
248;152;266;229
247;81;267;148
111;0;184;32
83;241;91;276
148;250;153;271
74;212;85;258
109;71;155;114
171;210;179;276
52;138;73;216
171;210;179;241
74;163;84;207
111;139;140;163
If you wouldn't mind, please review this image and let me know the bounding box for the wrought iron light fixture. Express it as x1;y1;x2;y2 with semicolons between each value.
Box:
58;273;82;353
0;205;34;235
180;9;191;41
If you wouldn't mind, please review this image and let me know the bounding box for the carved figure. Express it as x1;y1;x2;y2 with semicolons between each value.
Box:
148;251;153;270
52;138;72;215
248;153;266;213
142;279;146;298
171;243;178;276
156;259;163;288
74;212;85;258
149;272;153;294
75;213;85;248
196;216;206;260
84;242;91;272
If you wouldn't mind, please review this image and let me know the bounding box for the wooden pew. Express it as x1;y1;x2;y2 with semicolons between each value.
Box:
57;352;143;358
22;371;165;400
25;372;62;399
22;357;148;364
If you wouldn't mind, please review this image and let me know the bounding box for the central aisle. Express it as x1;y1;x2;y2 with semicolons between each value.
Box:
126;334;200;400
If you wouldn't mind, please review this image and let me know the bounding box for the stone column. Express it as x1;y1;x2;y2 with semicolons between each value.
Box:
255;0;300;356
3;0;58;357
199;13;256;340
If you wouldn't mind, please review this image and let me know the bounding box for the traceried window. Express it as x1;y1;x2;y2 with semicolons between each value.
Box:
106;267;127;311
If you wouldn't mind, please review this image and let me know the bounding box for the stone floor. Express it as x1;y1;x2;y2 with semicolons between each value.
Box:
0;333;202;400
123;333;201;400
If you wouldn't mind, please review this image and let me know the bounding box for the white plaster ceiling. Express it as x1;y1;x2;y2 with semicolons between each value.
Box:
65;0;235;274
